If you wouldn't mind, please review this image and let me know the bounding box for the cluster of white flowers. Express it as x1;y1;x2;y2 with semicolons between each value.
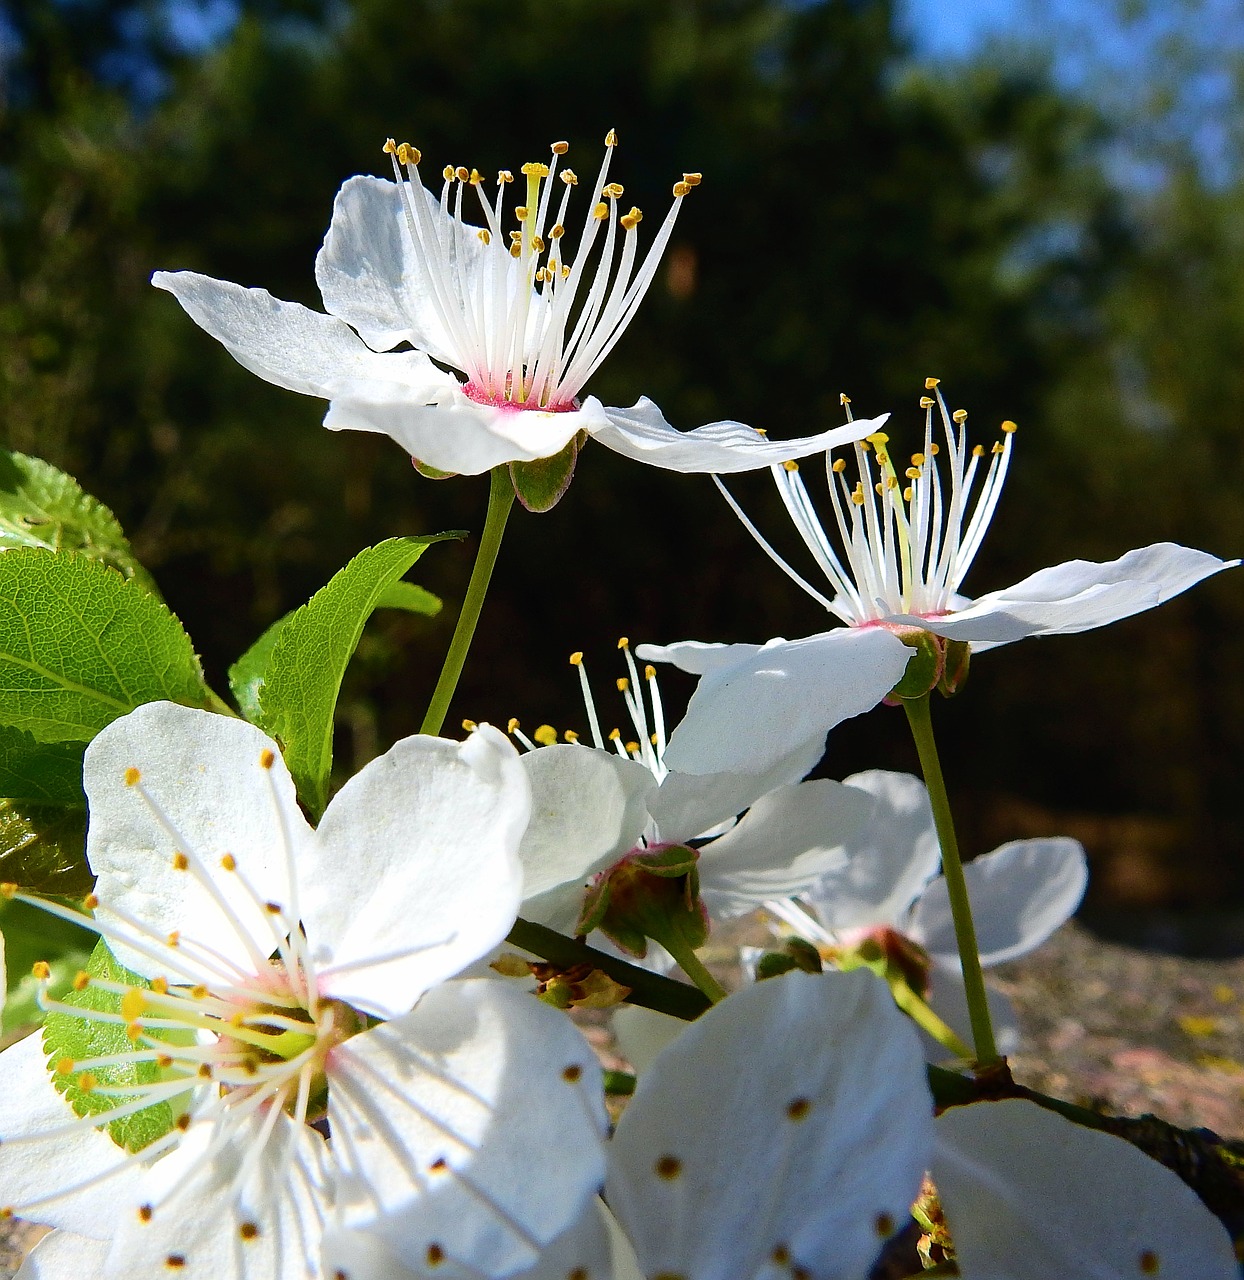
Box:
2;130;1240;1280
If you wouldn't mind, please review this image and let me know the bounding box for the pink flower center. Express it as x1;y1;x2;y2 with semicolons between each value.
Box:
462;380;578;413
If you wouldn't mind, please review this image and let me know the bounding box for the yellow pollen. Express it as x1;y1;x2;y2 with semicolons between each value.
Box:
1001;419;1018;433
672;180;692;197
138;1204;153;1222
650;733;658;745
172;852;189;871
608;728;621;741
972;444;984;457
259;749;275;770
832;458;847;473
552;141;569;155
229;1012;245;1027
551;223;565;239
617;636;630;649
167;931;180;947
919;396;934;409
126;1022;142;1041
152;977;168;995
521;162;550;179
506;718;521;734
121;988;147;1020
991;441;1004;455
509;243;521;258
875;482;884;495
77;1072;98;1093
866;431;889;445
786;1097;812;1120
477;229;491;245
925;376;940;389
84;894;99;910
191;985;208;999
682;172;702;186
55;1057;75;1075
497;170;513;184
605;128;618;146
602;183;624;199
72;971;90;991
593;202;608;220
220;854;236;872
655;1155;682;1179
560;169;578;186
840;392;852;405
851;486;865;505
645;664;656;680
904;487;913;501
469;169;482;185
906;467;921;479
382;138;397;154
569;651;584;666
430;1157;448;1172
534;725;558;746
399;143;421;166
31;961;51;981
462;719;478;732
783;460;799;472
124;766;141;786
616;677;630;692
455;166;470;182
441;165;454;182
625;741;639;755
564;730;580;743
911;452;925;465
531;234;546;252
952;408;968;423
929;442;940;455
620;207;643;230
513;206;529;221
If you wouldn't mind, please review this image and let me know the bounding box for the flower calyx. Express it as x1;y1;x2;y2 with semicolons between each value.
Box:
576;843;707;959
884;628;970;703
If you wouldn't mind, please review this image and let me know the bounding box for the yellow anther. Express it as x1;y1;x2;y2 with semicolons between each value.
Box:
952;408;968;424
72;971;90;991
593;201;608;220
197;1064;212;1078
229;1012;244;1027
121;988;147;1021
220;853;236;872
56;1057;75;1076
672;181;692;197
31;960;51;980
786;1096;812;1120
929;442;940;455
514;206;529;220
925;376;940;389
620;206;643;230
564;730;580;743
534;725;558;746
191;984;208;999
904;486;913;501
832;458;847;473
608;728;622;741
616;677;630;692
521;161;550;179
239;1222;260;1242
152;977;168;994
442;165;455;182
126;1022;142;1042
77;1072;98;1094
991;441;1004;454
905;467;921;479
623;740;639;755
866;431;889;445
124;767;141;786
172;852;189;871
605;128;619;146
602;182;624;199
783;460;799;472
509;229;524;242
682;172;702;186
569;651;584;666
617;636;630;649
650;732;658;745
851;485;865;505
167;932;180;947
561;169;578;185
645;664;656;680
919;396;934;409
551;223;565;239
535;268;546;283
754;427;767;435
1001;419;1018;433
259;749;275;770
383;138;397;154
156;1054;173;1068
972;443;984;457
886;475;898;490
552;140;570;155
455;166;470;182
0;885;14;905
84;893;99;910
397;143;421;166
840;392;852;405
532;234;546;253
507;718;521;734
469;169;483;185
477;229;491;245
509;243;521;258
497;170;513;184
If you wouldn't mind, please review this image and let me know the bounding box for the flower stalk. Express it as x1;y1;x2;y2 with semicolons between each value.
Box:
421;465;514;735
901;692;999;1067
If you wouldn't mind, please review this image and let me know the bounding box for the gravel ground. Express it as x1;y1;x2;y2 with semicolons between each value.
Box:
3;918;1242;1275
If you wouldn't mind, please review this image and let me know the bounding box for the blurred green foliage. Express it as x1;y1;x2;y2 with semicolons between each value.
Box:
1;0;1241;918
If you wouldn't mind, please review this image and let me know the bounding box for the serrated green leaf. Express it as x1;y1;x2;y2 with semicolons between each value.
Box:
0;548;213;744
374;580;442;617
43;939;183;1153
256;536;450;818
0;449;158;595
1;897;95;1035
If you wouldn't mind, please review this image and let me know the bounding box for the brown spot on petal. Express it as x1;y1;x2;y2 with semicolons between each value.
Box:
239;1222;259;1241
259;749;275;770
427;1244;445;1267
875;1212;895;1237
562;1064;583;1083
786;1097;812;1121
165;1257;186;1270
1139;1251;1160;1274
568;1270;587;1280
771;1245;790;1265
655;1155;682;1180
138;1204;153;1223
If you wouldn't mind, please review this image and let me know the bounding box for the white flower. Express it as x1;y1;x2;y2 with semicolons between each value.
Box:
605;969;934;1280
506;643;871;935
153;134;885;477
0;703;608;1279
641;382;1238;775
766;769;1088;1057
933;1099;1237;1278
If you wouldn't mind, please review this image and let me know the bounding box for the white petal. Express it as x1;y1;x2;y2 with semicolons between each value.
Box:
84;702;310;984
910;838;1088;968
698;780;872;919
151;271;452;402
591;400;889;473
305;727;529;1019
107;1113;331;1280
915;543;1238;648
802;770;942;933
606;969;933;1280
636;639;766;677
0;1033;139;1235
611;1005;687;1076
658;629;912;777
323;388;597;476
923;975;1021;1061
328;978;607;1277
517;746;652;929
934;1099;1238;1279
16;1231;110;1278
314;175;484;362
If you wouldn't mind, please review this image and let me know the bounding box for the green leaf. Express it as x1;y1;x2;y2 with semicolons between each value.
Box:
1;897;95;1035
0;449;158;595
0;548;213;744
0;727;90;894
255;536;450;818
43;939;185;1153
227;578;441;726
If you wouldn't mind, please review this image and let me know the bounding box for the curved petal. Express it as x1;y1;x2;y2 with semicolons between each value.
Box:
803;770;942;933
911;838;1088;969
913;543;1238;649
517;746;652;930
323;389;599;476
83;702;312;982
934;1100;1238;1279
151;271;452;402
698;780;872;919
592;399;889;473
606;969;933;1280
107;1113;331;1280
16;1232;110;1278
636;639;767;677
305;727;529;1019
0;1033;139;1236
328;978;607;1278
658;629;911;777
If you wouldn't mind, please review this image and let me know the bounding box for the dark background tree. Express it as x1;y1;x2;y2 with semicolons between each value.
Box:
2;0;1240;941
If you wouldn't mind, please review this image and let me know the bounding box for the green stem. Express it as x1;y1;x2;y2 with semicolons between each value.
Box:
887;974;973;1060
420;467;514;736
661;934;728;1004
902;693;999;1067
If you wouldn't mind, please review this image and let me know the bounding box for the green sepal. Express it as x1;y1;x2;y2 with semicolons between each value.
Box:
755;951;800;980
889;630;945;702
43;939;192;1153
412;459;458;480
508;432;582;513
0;449;159;596
251;535;457;819
938;638;971;697
0;549;213;744
575;844;706;959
